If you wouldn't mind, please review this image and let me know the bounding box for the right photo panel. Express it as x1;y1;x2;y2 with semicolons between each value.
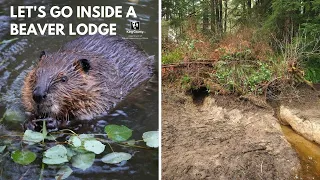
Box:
161;0;320;179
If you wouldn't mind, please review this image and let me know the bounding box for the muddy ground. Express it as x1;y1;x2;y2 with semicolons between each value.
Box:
162;84;300;180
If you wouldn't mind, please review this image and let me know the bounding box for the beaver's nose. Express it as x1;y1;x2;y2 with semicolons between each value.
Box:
32;87;47;104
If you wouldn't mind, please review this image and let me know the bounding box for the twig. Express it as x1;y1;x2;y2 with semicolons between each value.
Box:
117;143;153;150
19;168;30;180
39;163;44;180
58;129;78;135
162;60;215;68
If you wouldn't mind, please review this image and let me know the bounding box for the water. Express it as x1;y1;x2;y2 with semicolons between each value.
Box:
0;0;158;179
282;126;320;180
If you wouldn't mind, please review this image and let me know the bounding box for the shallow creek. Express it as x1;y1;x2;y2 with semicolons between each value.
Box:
281;125;320;179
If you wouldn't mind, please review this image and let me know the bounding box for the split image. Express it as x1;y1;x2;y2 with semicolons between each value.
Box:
0;0;320;179
161;0;320;179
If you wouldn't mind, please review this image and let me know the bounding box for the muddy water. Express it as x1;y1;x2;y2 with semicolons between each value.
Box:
0;0;158;179
281;125;320;179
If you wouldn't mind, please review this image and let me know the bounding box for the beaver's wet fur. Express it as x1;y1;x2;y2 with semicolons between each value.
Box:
22;35;153;129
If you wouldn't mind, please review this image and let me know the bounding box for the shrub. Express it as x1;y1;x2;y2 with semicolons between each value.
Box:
162;48;184;64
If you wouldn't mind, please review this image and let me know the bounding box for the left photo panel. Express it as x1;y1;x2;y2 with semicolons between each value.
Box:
0;0;159;179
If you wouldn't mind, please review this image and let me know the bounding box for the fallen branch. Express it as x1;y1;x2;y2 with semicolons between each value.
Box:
162;60;215;69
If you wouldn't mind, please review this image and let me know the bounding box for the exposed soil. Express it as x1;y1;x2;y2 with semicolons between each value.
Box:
162;84;300;180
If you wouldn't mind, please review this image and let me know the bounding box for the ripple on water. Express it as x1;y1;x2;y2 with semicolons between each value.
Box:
0;71;10;92
0;39;28;60
2;69;28;106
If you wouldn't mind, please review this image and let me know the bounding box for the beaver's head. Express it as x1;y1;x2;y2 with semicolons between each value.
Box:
22;51;93;119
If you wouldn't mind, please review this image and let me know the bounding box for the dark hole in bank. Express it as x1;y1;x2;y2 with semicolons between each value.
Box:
187;86;209;105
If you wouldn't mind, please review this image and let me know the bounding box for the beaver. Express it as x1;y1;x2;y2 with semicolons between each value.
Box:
22;35;154;130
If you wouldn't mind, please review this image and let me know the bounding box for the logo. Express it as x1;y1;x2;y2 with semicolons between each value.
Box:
125;21;147;39
131;21;140;30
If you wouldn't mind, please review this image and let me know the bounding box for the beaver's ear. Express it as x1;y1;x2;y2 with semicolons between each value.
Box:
39;51;46;61
74;59;90;73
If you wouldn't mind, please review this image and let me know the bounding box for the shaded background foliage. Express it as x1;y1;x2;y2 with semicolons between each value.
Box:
162;0;320;95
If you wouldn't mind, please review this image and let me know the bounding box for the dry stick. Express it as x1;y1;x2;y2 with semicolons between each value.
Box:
261;160;264;174
162;60;215;69
117;143;152;150
59;129;78;135
19;168;30;180
0;135;24;138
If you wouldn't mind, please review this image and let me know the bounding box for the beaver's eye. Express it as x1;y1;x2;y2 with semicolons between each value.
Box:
61;76;68;82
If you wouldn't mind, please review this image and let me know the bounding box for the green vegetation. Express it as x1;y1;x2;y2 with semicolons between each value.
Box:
215;59;272;94
0;123;159;179
162;47;184;64
162;0;320;95
305;68;320;83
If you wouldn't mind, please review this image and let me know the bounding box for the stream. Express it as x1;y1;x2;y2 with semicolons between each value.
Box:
282;125;320;179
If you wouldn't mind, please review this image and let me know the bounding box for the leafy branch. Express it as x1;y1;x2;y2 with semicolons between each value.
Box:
0;124;159;179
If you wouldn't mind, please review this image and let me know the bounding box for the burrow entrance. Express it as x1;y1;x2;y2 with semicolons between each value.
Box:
187;86;210;105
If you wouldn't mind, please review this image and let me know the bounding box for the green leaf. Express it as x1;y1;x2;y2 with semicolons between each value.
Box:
79;134;95;140
71;153;95;170
68;136;82;147
55;165;73;180
125;139;136;146
3;109;24;122
104;125;132;142
101;152;132;164
45;134;57;141
43;145;68;165
66;148;77;160
142;131;159;148
23;130;45;145
0;145;6;153
11;150;36;165
83;140;105;154
71;147;88;154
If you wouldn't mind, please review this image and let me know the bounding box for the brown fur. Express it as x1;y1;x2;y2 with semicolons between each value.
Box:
22;69;36;112
21;35;153;123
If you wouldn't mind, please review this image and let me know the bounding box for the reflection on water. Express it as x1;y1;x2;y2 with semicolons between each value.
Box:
281;125;320;180
0;0;158;179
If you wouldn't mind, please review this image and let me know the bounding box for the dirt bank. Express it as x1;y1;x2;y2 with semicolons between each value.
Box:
162;85;300;179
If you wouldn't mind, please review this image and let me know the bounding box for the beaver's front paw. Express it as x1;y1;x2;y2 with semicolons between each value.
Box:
23;120;37;131
40;118;59;132
24;118;67;132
